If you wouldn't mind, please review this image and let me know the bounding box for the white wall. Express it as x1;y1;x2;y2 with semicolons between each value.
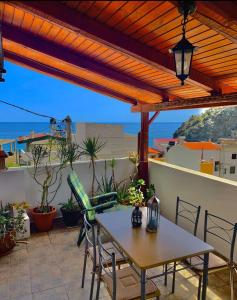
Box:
0;158;134;216
149;159;237;262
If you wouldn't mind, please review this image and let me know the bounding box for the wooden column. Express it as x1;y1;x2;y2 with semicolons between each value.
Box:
138;112;149;186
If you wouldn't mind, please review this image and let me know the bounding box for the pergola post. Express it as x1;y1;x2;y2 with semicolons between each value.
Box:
138;112;149;186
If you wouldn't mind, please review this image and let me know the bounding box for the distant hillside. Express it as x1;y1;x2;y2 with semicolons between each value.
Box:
173;107;237;142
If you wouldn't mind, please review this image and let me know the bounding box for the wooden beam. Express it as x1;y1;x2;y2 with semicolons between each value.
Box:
8;1;217;91
5;51;137;105
132;93;237;112
3;23;167;101
171;1;237;45
148;112;160;126
138;112;149;186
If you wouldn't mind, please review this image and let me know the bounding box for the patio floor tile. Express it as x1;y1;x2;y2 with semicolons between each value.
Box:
2;226;236;300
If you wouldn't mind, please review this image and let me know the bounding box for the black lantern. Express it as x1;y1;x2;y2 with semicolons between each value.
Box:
146;196;160;233
170;1;197;86
131;204;142;227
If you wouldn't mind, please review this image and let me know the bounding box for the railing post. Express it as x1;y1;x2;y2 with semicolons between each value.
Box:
138;112;149;186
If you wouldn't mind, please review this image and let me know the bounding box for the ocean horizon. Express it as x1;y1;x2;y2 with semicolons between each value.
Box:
0;121;182;150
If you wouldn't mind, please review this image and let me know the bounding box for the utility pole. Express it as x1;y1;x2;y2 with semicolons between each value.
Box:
64;115;72;144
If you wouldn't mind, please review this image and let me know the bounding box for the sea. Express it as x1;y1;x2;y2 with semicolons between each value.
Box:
0;122;182;151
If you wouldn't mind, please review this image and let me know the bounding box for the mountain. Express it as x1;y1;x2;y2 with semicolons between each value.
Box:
173;107;237;142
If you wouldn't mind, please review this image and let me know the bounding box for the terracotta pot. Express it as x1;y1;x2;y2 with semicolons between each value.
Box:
31;206;56;232
0;230;16;256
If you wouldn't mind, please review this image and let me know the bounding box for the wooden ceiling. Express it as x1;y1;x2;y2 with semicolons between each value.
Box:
1;1;237;109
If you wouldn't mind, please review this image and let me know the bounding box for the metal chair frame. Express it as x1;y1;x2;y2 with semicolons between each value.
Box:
165;197;201;294
199;210;237;300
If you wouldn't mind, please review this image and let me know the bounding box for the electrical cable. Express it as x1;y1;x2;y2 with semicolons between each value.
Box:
0;99;55;119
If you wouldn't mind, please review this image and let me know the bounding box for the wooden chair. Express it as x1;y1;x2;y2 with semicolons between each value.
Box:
165;197;201;293
95;234;161;300
82;215;126;300
187;210;237;300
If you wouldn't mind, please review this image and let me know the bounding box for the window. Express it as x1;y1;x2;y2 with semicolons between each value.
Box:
230;166;236;174
214;161;220;172
224;168;227;175
232;154;237;159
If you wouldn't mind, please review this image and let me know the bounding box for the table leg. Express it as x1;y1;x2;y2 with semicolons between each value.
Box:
141;269;146;300
202;252;209;300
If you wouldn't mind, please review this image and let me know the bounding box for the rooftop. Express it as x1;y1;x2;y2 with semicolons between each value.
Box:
183;141;221;151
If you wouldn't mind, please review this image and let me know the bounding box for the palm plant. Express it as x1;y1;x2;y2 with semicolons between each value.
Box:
80;137;105;196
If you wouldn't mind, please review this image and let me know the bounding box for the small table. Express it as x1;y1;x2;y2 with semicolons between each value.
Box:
96;208;214;300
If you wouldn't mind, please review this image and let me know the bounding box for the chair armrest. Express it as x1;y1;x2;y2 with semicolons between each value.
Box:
84;200;117;212
90;192;117;206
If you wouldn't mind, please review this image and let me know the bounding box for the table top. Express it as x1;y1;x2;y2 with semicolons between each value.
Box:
96;208;214;269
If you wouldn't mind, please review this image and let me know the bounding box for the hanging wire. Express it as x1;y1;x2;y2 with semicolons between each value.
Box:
0;99;55;119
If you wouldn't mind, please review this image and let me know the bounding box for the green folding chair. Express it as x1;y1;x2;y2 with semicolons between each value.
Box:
67;171;118;246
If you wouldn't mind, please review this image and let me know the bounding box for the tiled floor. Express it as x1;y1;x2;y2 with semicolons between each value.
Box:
0;227;236;300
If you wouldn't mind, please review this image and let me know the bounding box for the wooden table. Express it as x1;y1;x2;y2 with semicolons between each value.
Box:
96;207;214;300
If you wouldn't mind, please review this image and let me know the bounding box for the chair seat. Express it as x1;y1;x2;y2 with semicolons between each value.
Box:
186;252;227;272
102;266;160;300
88;242;126;267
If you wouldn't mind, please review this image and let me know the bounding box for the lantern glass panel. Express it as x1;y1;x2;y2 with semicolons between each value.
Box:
183;50;193;75
174;50;182;75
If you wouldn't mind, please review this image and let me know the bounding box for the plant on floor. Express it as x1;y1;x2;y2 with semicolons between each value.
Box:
0;202;25;255
28;139;69;231
97;160;115;194
80;137;105;197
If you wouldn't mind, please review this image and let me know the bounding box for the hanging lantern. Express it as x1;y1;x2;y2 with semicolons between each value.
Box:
169;1;197;86
131;203;142;227
146;196;160;233
0;23;6;82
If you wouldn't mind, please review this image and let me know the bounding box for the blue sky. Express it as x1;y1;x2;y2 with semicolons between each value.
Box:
0;61;202;123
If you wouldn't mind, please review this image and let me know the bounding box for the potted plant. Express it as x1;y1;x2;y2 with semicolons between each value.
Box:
28;139;69;232
59;141;82;227
0;202;25;256
127;179;146;206
59;197;81;227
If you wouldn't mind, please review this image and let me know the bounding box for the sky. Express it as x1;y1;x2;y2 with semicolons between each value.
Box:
0;61;203;123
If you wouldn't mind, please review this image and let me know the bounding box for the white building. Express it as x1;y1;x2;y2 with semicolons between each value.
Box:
165;139;237;181
165;141;221;176
219;138;237;180
74;123;137;159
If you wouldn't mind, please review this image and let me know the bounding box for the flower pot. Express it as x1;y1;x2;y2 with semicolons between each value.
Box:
0;230;16;256
31;206;56;232
60;208;82;227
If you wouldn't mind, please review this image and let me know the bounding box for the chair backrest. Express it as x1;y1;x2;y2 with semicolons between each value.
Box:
97;235;116;300
175;196;201;236
67;171;95;221
204;210;237;264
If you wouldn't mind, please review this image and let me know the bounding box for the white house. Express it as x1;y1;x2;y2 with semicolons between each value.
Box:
165;141;221;176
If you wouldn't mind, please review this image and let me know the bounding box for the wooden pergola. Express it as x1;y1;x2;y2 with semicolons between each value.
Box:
1;1;237;183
